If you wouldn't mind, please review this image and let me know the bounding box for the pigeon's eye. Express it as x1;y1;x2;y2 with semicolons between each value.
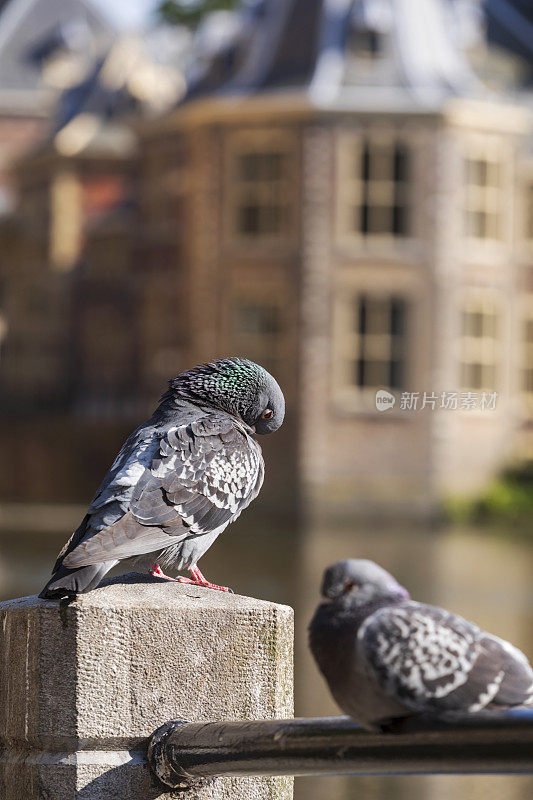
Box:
261;409;274;420
344;581;359;593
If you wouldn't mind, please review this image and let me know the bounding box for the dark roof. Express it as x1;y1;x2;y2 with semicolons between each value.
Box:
186;0;324;99
485;0;533;82
25;21;79;65
184;0;533;106
254;0;322;89
53;58;139;133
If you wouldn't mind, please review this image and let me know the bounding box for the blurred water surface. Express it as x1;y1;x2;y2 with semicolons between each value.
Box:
1;507;533;800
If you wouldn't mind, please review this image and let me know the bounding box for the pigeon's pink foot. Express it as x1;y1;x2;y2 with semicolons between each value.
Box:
177;566;233;593
150;563;177;581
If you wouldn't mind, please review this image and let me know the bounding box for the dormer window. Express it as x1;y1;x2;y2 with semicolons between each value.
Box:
347;27;382;60
345;0;393;75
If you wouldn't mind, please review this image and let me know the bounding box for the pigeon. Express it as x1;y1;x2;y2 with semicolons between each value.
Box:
309;559;533;730
39;357;284;598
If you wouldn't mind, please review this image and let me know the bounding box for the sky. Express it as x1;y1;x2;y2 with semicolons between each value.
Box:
90;0;160;29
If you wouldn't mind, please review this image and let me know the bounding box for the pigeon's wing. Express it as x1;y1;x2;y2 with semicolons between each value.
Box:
134;414;264;531
477;633;533;708
52;423;158;573
358;602;533;714
63;414;264;568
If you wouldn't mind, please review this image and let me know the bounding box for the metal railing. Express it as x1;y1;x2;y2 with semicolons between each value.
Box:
147;709;533;789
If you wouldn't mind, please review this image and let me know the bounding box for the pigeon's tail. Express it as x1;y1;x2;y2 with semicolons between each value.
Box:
38;561;117;599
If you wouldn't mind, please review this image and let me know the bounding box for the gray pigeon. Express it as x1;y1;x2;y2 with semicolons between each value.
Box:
309;559;533;730
39;358;284;598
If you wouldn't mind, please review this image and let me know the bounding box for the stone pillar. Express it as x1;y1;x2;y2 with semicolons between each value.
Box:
0;574;294;800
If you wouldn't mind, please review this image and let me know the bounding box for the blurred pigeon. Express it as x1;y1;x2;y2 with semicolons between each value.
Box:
309;559;533;730
39;358;284;598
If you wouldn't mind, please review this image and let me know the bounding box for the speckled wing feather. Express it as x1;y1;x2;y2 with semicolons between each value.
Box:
358;602;533;714
63;413;264;568
52;422;158;572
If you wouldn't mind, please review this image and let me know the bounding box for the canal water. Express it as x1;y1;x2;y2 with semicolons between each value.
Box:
1;507;532;800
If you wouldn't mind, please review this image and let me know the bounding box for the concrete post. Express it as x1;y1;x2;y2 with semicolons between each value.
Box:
0;573;294;800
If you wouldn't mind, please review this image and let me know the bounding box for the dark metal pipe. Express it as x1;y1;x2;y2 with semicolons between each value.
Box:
147;710;533;788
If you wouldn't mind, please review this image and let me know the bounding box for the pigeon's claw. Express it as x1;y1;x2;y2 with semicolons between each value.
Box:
150;563;177;581
178;566;233;593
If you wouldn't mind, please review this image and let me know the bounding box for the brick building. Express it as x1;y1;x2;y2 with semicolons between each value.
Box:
137;0;533;521
0;0;113;211
0;26;187;502
0;0;114;375
1;0;532;522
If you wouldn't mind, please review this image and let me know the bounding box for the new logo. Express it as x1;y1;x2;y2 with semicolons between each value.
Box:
375;390;396;411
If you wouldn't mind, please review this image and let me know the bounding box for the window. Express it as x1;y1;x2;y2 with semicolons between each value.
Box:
49;171;81;271
231;300;283;376
525;184;533;243
460;298;499;391
335;293;407;394
347;27;382;60
464;152;503;241
82;175;126;224
523;305;533;413
337;135;410;239
79;303;132;397
0;313;7;346
231;149;290;239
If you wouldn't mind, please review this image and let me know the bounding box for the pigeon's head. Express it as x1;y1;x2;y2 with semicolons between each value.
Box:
320;559;409;608
169;357;285;434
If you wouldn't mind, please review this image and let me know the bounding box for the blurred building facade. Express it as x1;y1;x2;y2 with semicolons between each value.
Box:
1;0;532;522
0;13;190;502
0;0;114;212
0;0;115;385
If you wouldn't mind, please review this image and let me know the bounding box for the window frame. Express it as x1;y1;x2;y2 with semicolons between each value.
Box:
49;170;82;271
224;129;297;247
462;135;507;246
521;295;533;418
335;130;412;246
459;293;500;394
523;180;533;252
227;289;286;382
332;287;410;411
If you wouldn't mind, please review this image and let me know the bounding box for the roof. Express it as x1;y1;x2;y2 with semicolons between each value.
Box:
485;0;533;84
0;0;113;114
49;29;188;156
183;0;533;111
186;0;322;99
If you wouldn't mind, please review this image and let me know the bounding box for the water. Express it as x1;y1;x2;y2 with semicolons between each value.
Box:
1;506;532;800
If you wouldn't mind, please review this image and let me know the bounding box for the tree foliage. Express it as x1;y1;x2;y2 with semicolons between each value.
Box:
159;0;239;28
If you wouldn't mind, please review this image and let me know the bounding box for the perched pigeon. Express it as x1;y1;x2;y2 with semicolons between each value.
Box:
39;358;284;598
309;559;533;730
